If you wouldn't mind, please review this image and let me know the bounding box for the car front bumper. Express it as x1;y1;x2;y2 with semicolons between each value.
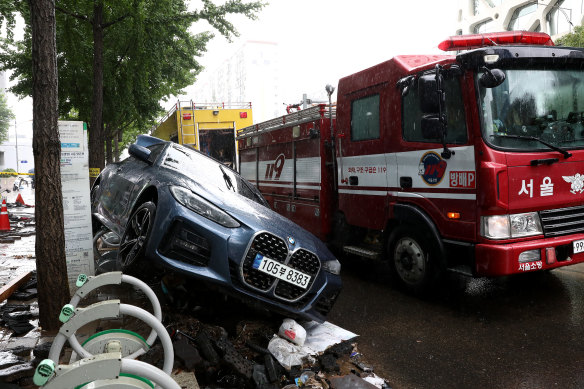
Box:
143;188;342;322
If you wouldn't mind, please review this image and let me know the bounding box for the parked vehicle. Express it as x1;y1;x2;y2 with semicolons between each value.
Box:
91;135;341;322
237;31;584;293
150;101;253;169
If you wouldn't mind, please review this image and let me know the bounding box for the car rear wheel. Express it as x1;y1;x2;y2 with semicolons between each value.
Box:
118;201;156;274
388;224;440;294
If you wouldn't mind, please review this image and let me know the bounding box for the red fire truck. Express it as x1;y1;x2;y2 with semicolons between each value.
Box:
237;31;584;292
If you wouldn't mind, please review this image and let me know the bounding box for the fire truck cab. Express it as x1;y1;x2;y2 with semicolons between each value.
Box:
238;32;584;292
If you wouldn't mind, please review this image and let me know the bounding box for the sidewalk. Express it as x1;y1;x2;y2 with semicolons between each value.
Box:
0;185;176;387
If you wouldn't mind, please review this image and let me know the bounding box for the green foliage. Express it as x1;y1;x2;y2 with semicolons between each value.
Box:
1;0;264;149
0;92;14;143
556;25;584;47
0;168;16;176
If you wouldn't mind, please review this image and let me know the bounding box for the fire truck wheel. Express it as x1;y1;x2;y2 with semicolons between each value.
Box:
118;201;156;275
388;225;439;293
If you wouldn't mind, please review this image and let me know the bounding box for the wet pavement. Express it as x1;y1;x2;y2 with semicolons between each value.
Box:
328;256;584;389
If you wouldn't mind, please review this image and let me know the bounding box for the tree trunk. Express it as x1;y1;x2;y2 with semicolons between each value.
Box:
114;129;120;162
88;1;104;183
105;130;112;164
30;0;70;330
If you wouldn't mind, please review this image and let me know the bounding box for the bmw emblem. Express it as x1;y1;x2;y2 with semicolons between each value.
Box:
287;237;296;246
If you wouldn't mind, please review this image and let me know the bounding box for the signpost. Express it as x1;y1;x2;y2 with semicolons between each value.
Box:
59;121;94;289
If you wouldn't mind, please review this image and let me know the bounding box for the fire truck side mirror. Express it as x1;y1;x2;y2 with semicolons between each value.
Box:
479;67;506;88
418;74;445;114
421;115;445;140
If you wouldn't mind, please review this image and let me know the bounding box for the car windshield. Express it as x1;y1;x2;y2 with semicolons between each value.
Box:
163;144;265;204
478;69;584;152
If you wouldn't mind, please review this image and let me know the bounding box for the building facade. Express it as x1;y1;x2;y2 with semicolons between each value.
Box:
0;70;34;174
457;0;584;39
0;124;34;174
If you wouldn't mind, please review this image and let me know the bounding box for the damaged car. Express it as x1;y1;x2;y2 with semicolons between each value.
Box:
91;135;342;322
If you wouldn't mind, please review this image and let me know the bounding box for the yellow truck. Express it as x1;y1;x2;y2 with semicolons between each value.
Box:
151;100;253;168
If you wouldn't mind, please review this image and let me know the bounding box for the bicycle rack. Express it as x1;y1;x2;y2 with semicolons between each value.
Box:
35;352;181;389
67;272;162;360
33;272;176;389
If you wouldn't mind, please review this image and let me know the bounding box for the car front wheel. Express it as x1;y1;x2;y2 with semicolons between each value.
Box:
118;201;156;274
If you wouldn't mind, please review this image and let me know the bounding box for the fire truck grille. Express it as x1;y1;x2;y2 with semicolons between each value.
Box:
275;249;320;300
540;205;584;237
242;233;288;291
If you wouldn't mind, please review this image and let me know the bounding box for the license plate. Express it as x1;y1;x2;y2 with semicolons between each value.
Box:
574;239;584;254
252;254;311;289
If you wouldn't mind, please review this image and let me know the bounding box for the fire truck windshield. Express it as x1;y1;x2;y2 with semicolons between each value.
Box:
478;68;584;152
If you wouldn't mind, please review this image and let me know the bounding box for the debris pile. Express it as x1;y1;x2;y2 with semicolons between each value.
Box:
0;197;36;243
0;272;44;388
150;309;390;389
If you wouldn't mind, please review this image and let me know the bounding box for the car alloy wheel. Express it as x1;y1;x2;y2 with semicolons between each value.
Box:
118;201;156;272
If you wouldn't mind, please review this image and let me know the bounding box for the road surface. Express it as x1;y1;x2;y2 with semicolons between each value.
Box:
328;256;584;389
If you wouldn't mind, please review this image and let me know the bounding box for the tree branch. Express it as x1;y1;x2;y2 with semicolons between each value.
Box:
55;6;90;23
101;13;130;29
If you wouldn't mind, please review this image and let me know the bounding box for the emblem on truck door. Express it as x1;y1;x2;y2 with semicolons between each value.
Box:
562;173;584;194
418;151;447;186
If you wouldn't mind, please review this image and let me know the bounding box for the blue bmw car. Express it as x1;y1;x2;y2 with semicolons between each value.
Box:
91;135;342;322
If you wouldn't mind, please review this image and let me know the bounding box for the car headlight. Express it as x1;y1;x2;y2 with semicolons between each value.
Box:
481;212;542;239
170;186;240;228
322;259;341;275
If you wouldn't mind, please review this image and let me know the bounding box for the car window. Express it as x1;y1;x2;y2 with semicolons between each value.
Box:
147;143;166;163
163;144;266;204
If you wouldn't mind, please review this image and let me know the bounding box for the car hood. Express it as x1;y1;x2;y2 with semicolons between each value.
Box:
175;180;333;258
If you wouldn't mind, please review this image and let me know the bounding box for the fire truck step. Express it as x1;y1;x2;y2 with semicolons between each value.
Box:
446;265;473;277
343;246;380;260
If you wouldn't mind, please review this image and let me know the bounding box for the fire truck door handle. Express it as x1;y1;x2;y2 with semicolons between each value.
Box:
349;176;358;185
400;176;412;189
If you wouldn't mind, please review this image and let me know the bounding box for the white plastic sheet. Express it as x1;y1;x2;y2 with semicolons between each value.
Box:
269;320;358;370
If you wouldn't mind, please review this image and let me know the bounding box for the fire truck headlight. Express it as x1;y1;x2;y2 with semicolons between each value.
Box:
481;215;510;239
509;212;542;238
481;212;542;239
170;186;240;228
322;259;341;275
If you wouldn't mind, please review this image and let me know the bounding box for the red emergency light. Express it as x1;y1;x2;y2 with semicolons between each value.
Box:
438;31;554;52
240;112;248;119
182;112;192;120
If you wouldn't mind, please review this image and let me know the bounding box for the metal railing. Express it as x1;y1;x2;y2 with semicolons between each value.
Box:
150;101;252;134
237;104;336;139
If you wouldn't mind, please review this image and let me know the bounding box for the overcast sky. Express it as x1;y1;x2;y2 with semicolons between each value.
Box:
176;0;461;109
7;0;462;138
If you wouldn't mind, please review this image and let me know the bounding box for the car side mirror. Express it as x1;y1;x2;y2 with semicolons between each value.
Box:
129;144;152;164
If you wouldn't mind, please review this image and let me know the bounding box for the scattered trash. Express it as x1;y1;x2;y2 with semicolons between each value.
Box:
279;318;307;346
268;335;313;371
0;271;32;304
10;288;37;301
329;373;380;389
